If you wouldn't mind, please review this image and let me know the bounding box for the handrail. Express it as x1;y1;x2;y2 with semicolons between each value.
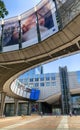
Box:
58;0;80;27
11;79;31;98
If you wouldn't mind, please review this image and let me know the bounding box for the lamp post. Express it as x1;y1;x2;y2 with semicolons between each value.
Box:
18;15;22;49
0;19;4;52
35;6;41;43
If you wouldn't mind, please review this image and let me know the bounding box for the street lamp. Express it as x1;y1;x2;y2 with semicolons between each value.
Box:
34;6;41;42
0;19;4;52
18;15;22;49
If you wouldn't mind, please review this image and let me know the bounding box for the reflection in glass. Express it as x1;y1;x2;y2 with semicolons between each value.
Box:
76;71;80;83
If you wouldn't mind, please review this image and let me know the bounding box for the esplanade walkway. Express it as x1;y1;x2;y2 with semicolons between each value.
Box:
0;115;80;129
0;0;80;116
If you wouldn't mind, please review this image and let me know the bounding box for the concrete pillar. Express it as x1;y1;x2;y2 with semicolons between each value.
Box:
27;101;31;115
0;92;6;117
14;99;18;116
38;102;42;113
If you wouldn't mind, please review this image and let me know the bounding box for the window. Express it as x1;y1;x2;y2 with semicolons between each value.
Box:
40;74;44;81
51;82;56;86
30;78;33;82
45;74;50;81
29;83;34;88
40;82;44;87
40;77;44;81
46;77;50;81
51;73;56;80
34;83;39;87
46;82;50;87
35;78;39;81
77;71;80;83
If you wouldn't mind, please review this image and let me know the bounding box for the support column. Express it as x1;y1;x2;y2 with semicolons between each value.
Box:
38;102;42;114
27;101;31;115
0;92;6;117
14;99;18;116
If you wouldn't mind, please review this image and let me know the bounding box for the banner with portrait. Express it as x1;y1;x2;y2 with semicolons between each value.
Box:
37;0;58;40
21;12;38;48
3;19;19;47
2;0;58;50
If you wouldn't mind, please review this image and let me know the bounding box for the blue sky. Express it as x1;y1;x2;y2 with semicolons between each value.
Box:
43;53;80;73
3;0;80;73
3;0;41;18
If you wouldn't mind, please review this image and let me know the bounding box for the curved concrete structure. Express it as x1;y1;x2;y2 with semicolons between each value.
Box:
0;0;80;100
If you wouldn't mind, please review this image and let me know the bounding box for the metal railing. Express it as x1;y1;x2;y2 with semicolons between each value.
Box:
58;0;80;27
11;79;30;98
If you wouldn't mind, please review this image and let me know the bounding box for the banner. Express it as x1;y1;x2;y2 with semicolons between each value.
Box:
2;0;58;48
3;20;19;46
21;13;37;44
30;89;40;100
37;0;58;40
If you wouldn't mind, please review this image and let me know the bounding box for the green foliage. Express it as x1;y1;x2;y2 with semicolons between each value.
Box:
0;0;8;18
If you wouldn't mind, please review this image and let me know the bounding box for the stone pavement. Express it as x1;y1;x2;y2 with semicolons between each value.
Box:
0;115;80;130
68;115;80;129
57;116;69;130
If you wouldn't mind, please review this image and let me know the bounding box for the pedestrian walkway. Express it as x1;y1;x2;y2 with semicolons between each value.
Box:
0;116;41;130
68;116;80;129
0;115;61;130
0;115;80;130
57;116;69;130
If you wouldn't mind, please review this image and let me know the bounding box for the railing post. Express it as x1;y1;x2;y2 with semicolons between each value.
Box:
53;0;63;30
0;19;4;52
18;16;22;49
35;8;41;43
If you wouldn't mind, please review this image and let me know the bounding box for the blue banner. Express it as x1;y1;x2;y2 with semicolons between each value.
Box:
30;89;40;100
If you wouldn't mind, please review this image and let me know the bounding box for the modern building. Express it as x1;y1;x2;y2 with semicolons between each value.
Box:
1;66;80;116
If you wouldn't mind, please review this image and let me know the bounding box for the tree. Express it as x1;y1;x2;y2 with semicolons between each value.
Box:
0;0;8;19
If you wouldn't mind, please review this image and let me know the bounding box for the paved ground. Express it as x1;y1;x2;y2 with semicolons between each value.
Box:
68;116;80;129
0;115;80;130
0;115;61;130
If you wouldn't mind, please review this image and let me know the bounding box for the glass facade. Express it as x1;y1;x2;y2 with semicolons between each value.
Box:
59;66;71;114
19;68;56;89
40;74;44;81
71;95;80;114
28;73;56;88
76;71;80;83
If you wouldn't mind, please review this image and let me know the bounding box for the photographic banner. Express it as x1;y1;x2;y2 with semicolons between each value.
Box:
2;0;58;48
21;12;38;45
3;19;19;46
37;0;58;40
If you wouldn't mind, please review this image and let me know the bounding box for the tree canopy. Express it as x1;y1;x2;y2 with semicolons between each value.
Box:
0;0;8;19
